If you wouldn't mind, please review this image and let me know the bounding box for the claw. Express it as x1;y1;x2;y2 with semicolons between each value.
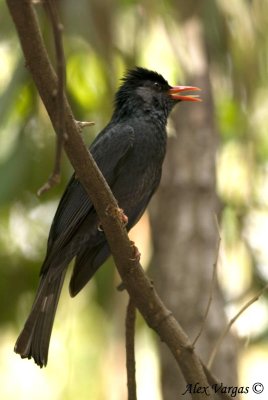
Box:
118;208;128;226
129;240;141;262
97;224;104;232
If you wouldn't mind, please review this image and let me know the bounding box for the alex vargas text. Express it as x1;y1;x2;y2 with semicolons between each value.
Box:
182;383;249;397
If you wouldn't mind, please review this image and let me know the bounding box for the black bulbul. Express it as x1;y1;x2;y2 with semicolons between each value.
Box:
15;67;201;367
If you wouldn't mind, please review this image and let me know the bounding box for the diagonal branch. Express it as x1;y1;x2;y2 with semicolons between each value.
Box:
6;1;233;398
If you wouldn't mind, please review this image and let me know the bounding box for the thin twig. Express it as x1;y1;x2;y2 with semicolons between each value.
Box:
192;215;221;346
208;284;268;369
76;120;95;132
125;298;137;400
38;0;66;196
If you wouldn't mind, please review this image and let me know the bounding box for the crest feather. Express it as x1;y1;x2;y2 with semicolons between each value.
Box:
122;67;168;86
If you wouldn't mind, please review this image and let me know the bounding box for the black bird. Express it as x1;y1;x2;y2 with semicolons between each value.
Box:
15;67;201;367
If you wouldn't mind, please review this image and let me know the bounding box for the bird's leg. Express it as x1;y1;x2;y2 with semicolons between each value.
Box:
105;204;128;226
129;240;141;262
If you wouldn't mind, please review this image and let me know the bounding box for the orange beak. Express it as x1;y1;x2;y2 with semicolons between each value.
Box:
168;86;202;102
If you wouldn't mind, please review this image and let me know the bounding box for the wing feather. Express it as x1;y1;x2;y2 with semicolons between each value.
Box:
41;124;135;273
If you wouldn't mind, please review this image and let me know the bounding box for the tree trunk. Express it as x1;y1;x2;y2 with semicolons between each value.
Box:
149;18;238;400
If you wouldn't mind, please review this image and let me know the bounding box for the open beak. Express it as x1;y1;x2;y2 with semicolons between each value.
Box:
168;86;202;102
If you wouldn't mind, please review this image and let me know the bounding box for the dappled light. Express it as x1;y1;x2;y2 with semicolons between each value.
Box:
1;0;268;398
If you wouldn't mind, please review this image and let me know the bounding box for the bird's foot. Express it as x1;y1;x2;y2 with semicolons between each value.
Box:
98;206;128;232
105;205;128;226
118;208;128;225
129;240;141;262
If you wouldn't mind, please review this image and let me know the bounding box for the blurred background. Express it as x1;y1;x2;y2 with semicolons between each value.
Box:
1;0;268;399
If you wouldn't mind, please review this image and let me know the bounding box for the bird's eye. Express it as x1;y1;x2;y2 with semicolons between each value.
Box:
153;82;161;90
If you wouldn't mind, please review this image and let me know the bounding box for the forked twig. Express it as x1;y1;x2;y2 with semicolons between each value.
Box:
208;284;268;368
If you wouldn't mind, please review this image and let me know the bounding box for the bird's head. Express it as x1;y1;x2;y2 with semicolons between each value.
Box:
114;67;201;121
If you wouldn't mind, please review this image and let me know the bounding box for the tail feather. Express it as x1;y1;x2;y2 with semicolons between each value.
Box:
14;271;66;368
69;243;110;297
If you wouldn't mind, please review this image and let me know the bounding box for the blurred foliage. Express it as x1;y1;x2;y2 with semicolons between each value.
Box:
1;0;268;398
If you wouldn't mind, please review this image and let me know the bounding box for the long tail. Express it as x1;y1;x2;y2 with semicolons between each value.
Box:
14;271;66;368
